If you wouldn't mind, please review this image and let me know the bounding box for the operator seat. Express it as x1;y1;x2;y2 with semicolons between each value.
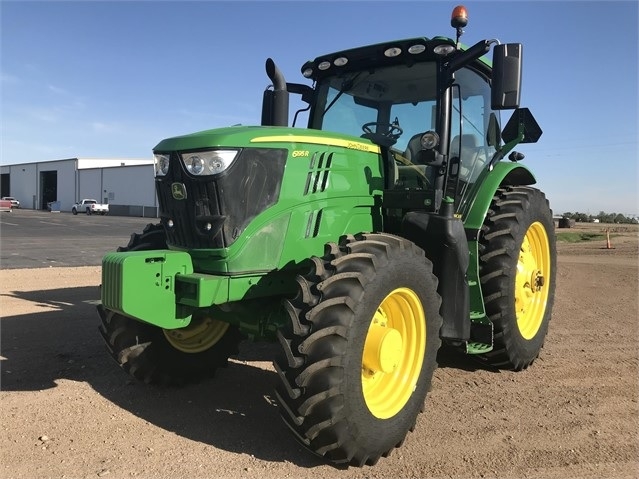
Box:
403;133;426;163
396;132;432;189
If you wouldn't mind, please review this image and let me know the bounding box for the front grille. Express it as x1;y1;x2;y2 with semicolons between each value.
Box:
156;148;287;249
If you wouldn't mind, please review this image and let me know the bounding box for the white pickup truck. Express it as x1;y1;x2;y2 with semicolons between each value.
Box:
72;199;109;215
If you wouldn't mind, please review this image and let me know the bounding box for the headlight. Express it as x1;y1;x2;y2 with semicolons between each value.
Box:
154;153;170;176
180;150;238;176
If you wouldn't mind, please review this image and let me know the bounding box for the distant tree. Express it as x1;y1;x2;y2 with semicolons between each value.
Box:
563;211;637;224
596;211;615;223
589;212;638;224
574;212;590;222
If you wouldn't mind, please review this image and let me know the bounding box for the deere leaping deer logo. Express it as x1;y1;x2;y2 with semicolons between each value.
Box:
171;183;187;200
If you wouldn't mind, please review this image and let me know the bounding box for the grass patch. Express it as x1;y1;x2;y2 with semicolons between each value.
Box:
556;232;605;243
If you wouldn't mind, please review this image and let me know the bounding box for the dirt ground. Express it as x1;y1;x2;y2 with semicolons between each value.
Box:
1;223;637;479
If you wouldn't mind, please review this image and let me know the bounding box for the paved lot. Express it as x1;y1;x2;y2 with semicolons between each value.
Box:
1;227;637;478
0;209;155;269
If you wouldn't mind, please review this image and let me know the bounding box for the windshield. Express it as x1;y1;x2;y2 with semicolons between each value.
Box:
307;61;499;217
310;62;438;148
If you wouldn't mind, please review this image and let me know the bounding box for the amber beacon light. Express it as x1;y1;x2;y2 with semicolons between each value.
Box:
451;5;468;46
451;5;468;28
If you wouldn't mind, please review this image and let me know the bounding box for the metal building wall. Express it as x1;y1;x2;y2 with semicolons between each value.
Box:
4;163;37;209
77;168;103;203
0;159;77;210
1;159;157;216
42;160;76;211
102;165;157;217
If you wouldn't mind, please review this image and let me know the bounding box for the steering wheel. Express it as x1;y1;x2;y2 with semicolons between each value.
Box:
362;122;403;141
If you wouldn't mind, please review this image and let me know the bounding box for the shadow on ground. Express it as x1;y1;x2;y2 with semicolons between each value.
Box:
1;285;492;467
0;286;323;468
436;345;500;373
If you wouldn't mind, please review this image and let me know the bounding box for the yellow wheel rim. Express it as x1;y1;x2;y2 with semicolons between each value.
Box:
515;221;551;340
163;316;229;353
361;287;426;419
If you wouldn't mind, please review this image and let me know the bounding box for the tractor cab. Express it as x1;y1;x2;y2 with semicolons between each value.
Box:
260;6;543;347
262;8;540;229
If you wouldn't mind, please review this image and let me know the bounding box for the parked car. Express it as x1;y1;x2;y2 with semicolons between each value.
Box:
72;199;109;215
0;199;12;212
1;197;20;208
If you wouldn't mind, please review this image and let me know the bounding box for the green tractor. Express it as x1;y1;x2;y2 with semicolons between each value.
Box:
97;5;555;467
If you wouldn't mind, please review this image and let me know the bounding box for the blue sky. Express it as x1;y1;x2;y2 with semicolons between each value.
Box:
1;0;637;215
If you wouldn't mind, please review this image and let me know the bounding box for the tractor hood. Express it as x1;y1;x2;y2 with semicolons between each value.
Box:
154;125;269;152
153;125;381;153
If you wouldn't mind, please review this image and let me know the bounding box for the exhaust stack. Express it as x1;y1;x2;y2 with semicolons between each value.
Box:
261;58;289;127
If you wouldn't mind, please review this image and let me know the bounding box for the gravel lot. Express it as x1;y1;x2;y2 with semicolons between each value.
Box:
1;219;637;479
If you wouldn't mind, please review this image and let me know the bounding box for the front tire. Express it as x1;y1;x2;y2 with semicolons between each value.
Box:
98;307;243;386
117;223;167;251
72;208;77;215
98;223;243;386
478;186;556;370
275;233;442;467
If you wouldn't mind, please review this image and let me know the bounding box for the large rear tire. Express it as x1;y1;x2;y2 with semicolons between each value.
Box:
478;186;556;370
98;223;243;386
275;233;442;467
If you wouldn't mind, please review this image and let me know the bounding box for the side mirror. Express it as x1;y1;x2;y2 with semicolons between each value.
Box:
491;43;522;110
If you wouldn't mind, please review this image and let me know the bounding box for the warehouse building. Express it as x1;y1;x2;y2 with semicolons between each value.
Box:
0;158;157;217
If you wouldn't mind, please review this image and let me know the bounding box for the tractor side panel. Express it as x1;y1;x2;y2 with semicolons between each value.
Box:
225;139;383;272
